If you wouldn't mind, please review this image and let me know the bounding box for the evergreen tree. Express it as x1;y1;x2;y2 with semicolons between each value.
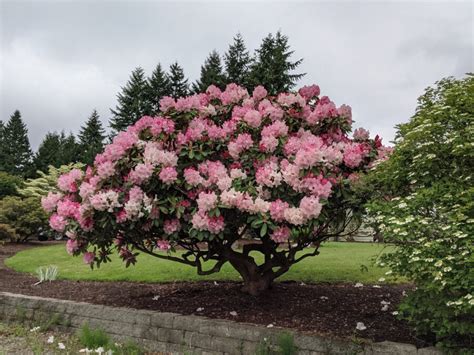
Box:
224;33;252;87
59;132;79;166
34;132;62;173
193;50;226;93
146;64;171;115
110;67;150;134
0;111;33;176
248;31;305;95
167;62;189;99
78;110;106;165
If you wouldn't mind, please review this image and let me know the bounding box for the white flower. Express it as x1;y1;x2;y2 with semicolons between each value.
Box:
372;285;381;288
385;270;392;275
58;342;66;350
196;307;204;312
378;277;386;282
95;347;105;354
30;326;40;332
320;296;329;300
381;300;391;305
47;335;54;344
354;282;364;288
392;311;399;315
356;322;367;331
229;311;237;316
213;281;219;286
152;295;160;301
79;350;92;354
266;324;274;328
381;305;389;311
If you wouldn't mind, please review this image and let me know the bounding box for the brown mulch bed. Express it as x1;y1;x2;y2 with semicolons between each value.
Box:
0;242;430;347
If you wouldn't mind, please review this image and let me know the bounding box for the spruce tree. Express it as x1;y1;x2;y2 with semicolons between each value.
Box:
146;64;171;115
224;33;252;87
110;67;150;135
193;50;226;93
248;31;305;95
167;62;189;99
34;132;62;173
59;132;79;166
0;111;33;176
78;110;106;165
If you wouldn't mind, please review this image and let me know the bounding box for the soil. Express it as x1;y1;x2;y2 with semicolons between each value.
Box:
0;242;430;348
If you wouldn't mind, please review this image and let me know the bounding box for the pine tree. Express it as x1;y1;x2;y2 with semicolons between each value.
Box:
59;132;79;166
0;111;33;176
110;67;151;135
193;50;226;93
34;132;62;173
224;33;252;87
78;110;106;165
248;31;305;95
146;64;171;115
167;62;189;99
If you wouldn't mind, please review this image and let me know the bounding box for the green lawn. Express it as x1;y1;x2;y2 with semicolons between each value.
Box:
6;242;399;284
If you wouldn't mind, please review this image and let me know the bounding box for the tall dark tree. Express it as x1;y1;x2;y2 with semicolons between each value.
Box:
146;64;171;115
110;67;150;135
248;31;305;95
34;132;62;173
0;111;33;176
224;33;252;87
167;62;189;99
60;132;79;165
78;110;106;165
193;50;226;93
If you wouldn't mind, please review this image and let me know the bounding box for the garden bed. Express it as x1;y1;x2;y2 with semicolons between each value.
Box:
0;243;429;348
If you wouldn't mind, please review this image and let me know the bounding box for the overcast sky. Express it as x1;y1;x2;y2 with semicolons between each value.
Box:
1;0;472;150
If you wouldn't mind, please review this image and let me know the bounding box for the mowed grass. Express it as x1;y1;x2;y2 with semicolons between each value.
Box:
5;242;399;284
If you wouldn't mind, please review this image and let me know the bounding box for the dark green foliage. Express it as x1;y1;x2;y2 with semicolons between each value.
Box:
78;324;110;349
110;67;151;134
193;50;227;93
78;110;105;165
0;196;47;242
0;111;33;176
146;63;171;115
167;62;189;99
34;132;79;173
0;171;23;199
248;31;305;95
224;33;252;87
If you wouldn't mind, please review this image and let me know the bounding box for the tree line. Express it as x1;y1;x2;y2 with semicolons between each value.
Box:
0;31;304;178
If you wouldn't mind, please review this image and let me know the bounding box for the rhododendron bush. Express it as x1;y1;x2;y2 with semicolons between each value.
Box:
42;83;388;295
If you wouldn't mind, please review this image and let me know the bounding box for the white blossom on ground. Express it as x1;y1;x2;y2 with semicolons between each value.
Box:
58;342;66;350
354;282;364;288
356;322;367;331
267;324;274;328
196;307;204;312
229;311;237;316
47;335;54;343
30;326;40;332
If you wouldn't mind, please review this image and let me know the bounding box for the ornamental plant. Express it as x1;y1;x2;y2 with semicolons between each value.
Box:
365;75;473;349
42;83;388;295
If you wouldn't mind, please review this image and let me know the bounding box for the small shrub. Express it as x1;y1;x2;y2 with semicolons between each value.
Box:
277;332;297;355
35;265;59;284
77;323;110;349
0;171;22;199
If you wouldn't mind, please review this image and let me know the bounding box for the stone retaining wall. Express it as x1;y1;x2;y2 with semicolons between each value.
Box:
0;292;441;354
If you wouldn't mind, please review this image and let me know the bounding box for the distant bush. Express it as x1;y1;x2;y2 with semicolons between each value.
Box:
0;196;48;242
0;171;23;199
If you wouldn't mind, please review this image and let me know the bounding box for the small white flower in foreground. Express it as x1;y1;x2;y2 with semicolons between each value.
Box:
356;322;367;331
392;311;399;315
47;335;54;343
152;295;160;300
58;342;66;350
300;282;306;286
266;324;274;328
320;296;329;300
381;300;391;305
229;311;238;316
196;307;204;312
378;277;386;282
213;281;219;286
95;347;105;354
381;304;389;312
79;349;90;354
30;326;40;332
372;285;381;288
354;282;364;288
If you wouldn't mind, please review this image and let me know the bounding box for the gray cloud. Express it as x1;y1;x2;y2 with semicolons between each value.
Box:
1;0;472;149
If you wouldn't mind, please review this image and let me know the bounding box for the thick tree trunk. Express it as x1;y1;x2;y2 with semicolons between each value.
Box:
240;274;274;296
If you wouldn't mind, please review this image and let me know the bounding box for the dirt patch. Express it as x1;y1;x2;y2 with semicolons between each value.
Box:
0;242;428;347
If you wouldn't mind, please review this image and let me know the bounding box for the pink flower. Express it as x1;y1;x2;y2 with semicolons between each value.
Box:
163;219;181;234
298;85;320;100
56;199;81;219
184;168;203;186
343;143;368;168
271;226;291;243
49;214;67;232
83;252;95;265
252;85;268;101
41;192;62;212
206;85;222;99
197;191;218;212
243;109;262;128
284;207;305;225
299;196;323;220
157;240;171;251
129;163;154;184
353;128;370;141
57;169;83;192
66;238;79;255
97;161;115;180
159;167;178;184
228;133;253;159
270;200;289;222
159;96;175;112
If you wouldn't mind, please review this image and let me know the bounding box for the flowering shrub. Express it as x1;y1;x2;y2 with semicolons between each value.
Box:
42;83;387;295
365;75;473;349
